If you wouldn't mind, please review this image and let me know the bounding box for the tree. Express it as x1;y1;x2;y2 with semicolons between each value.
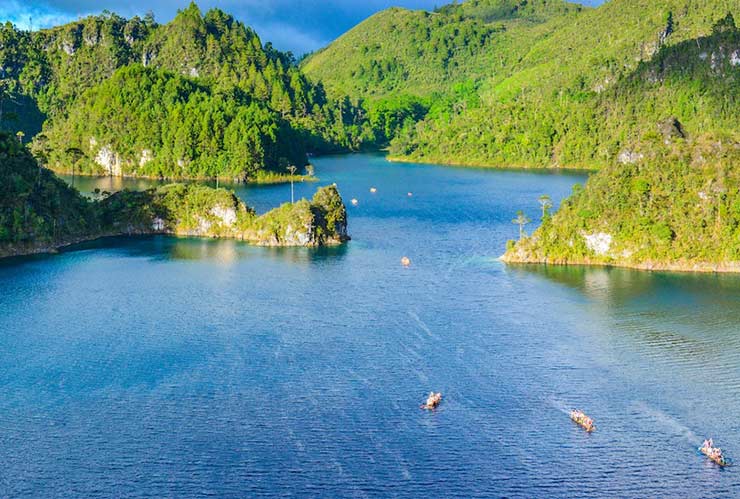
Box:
512;210;531;240
0;79;10;126
287;165;297;203
538;194;553;219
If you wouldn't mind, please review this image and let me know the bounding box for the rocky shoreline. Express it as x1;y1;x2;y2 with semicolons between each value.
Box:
500;251;740;274
0;184;350;261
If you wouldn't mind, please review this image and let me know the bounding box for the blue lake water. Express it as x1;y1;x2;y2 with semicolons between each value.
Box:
1;154;739;497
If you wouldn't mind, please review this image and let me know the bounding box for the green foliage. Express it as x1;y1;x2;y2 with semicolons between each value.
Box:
305;0;739;171
40;65;306;180
0;132;97;250
508;137;740;266
0;4;374;179
302;3;580;99
435;0;585;23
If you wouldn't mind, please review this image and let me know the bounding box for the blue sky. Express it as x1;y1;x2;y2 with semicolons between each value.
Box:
1;0;603;55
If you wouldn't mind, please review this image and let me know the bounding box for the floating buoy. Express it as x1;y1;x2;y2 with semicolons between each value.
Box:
351;198;359;206
407;192;413;197
370;187;377;193
401;256;411;267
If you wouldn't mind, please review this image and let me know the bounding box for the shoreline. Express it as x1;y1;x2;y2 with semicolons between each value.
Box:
385;155;600;172
50;169;318;186
0;229;348;263
499;254;740;275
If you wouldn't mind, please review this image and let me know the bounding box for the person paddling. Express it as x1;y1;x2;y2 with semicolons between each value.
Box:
422;391;442;409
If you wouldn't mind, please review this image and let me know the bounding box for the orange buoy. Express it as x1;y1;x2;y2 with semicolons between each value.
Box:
401;256;411;267
370;187;377;193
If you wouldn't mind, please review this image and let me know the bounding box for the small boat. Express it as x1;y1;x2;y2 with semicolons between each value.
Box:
570;409;595;432
370;187;377;193
401;256;411;267
700;441;732;466
351;198;359;206
421;392;442;410
407;192;413;197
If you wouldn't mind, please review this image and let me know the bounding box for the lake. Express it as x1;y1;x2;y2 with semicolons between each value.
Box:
1;154;738;498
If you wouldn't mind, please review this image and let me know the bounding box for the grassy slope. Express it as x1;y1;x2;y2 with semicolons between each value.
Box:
302;1;586;99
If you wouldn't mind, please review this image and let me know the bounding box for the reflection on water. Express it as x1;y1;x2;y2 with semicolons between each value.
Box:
2;156;739;498
518;263;740;414
60;174;168;195
62;236;351;267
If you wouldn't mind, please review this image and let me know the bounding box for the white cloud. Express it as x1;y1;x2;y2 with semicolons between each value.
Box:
0;0;85;30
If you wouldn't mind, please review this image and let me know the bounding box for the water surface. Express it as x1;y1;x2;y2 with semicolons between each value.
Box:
3;155;739;497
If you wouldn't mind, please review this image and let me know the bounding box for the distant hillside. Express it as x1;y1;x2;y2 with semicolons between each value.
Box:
304;0;739;168
398;8;740;168
302;1;586;99
0;3;369;179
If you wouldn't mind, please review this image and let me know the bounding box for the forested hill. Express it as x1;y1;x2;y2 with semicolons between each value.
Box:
504;18;740;271
0;131;349;258
302;0;587;99
303;0;739;170
0;3;370;180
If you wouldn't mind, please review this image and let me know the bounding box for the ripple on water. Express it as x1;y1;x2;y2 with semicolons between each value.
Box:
1;156;739;497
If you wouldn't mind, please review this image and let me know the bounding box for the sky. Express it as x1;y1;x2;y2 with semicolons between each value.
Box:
1;0;603;55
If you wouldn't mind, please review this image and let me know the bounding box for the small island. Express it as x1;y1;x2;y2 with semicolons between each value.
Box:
0;133;349;260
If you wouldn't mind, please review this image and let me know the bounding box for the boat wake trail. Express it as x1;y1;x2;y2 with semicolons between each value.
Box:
547;396;573;415
632;401;700;445
408;310;439;340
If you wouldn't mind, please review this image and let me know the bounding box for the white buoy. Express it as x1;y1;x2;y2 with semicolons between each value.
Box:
351;198;359;206
407;192;413;197
370;187;377;193
401;256;411;267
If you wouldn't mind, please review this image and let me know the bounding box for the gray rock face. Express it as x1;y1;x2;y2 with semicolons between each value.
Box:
94;146;123;176
617;150;643;165
61;40;76;56
283;224;313;246
210;205;238;226
658;117;685;143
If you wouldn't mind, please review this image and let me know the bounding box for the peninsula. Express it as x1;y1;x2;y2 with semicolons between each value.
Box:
0;133;349;259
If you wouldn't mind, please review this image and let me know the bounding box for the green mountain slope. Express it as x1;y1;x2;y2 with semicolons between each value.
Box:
503;17;740;270
302;1;586;99
304;0;739;169
0;3;369;179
